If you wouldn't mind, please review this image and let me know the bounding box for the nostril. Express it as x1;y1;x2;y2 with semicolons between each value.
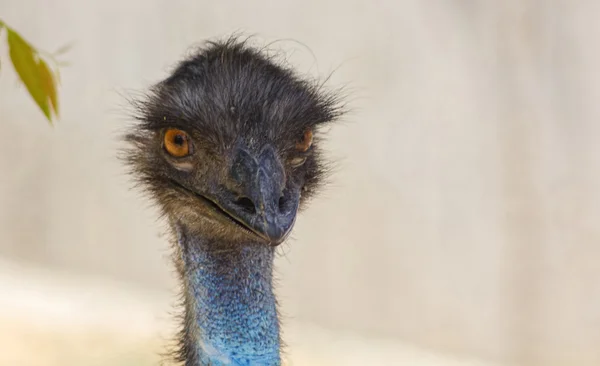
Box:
235;197;256;214
278;195;286;212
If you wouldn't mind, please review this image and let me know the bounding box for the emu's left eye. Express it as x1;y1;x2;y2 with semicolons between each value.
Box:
295;129;313;152
289;156;307;167
163;128;192;157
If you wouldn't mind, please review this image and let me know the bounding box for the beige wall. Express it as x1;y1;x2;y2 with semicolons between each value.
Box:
1;1;599;365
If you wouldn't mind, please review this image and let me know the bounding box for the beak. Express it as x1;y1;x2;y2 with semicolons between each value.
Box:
219;145;299;245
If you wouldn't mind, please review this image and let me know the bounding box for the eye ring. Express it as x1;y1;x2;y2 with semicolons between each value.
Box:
163;128;193;157
295;129;313;152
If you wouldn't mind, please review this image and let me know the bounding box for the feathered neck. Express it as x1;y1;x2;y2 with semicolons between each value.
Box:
173;225;281;366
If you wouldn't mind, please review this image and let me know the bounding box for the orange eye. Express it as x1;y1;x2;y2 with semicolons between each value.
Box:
295;129;313;152
163;128;192;157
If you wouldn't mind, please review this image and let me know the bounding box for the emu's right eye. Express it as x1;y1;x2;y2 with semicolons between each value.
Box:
163;128;192;157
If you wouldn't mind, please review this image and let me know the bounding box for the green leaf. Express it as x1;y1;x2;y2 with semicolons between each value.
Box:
38;59;59;118
7;29;51;122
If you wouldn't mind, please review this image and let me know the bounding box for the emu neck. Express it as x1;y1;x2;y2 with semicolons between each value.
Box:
176;227;281;366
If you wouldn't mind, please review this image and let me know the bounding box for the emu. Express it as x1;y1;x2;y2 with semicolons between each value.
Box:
124;37;344;365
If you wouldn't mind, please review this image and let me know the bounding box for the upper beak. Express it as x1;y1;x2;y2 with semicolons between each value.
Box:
218;145;299;245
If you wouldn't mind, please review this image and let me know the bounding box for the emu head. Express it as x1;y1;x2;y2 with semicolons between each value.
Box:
125;39;343;246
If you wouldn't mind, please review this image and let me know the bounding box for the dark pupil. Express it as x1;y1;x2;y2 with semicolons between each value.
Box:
173;134;185;146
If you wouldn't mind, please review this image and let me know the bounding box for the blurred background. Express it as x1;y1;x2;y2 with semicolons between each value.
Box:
1;0;599;365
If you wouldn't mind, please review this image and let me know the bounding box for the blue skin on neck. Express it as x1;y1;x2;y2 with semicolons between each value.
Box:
177;228;281;366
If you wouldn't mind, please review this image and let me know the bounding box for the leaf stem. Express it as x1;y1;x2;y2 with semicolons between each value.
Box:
36;48;62;68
